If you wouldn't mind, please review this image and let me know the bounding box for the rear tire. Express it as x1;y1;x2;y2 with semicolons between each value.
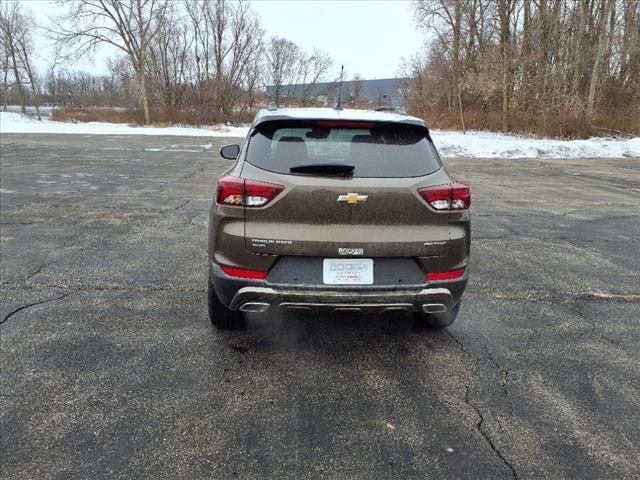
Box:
208;280;244;329
413;302;461;329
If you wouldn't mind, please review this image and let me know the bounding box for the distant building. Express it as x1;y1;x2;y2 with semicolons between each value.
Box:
266;77;408;107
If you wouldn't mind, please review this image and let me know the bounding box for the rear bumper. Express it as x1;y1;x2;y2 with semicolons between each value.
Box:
210;260;467;315
229;286;455;314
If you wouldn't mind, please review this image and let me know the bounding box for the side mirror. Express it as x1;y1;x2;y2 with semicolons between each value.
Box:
220;144;240;160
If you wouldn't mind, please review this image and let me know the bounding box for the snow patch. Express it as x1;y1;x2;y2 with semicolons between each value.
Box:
0;111;248;138
431;130;640;159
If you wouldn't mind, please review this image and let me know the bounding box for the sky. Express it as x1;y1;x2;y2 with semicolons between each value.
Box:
251;0;424;79
24;0;425;80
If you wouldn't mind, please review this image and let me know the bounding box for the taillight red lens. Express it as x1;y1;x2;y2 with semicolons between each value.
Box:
221;265;268;279
217;176;244;205
450;182;471;209
426;269;466;281
216;176;284;207
418;182;471;211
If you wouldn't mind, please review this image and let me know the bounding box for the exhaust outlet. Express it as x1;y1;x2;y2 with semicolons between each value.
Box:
239;302;270;313
422;303;448;313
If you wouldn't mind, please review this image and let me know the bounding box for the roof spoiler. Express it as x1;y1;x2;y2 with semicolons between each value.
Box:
374;106;407;115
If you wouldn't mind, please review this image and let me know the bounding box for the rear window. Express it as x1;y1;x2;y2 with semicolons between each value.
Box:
245;121;441;178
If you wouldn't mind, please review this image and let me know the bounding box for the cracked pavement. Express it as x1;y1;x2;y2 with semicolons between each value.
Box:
1;133;639;479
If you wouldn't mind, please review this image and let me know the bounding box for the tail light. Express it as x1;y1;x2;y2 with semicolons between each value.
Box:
216;176;284;207
426;268;465;281
418;182;471;210
221;265;268;279
216;176;244;205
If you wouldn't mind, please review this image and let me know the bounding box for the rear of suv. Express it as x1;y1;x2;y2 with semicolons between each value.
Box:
208;108;470;329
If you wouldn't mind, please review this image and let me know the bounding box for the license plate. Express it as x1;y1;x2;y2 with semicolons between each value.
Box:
323;258;373;285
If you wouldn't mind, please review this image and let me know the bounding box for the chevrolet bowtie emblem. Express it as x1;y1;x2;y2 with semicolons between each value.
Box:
337;193;368;204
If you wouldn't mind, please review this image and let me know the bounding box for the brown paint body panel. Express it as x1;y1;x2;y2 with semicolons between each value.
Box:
241;162;452;258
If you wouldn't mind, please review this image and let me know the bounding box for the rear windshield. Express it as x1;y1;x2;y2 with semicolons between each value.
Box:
245;121;441;178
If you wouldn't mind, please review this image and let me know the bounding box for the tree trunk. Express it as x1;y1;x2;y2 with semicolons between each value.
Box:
453;0;465;132
620;0;640;95
536;0;549;102
572;0;588;97
587;0;611;121
29;79;40;120
499;0;511;131
274;81;281;106
21;47;40;120
501;49;509;131
457;86;466;134
9;48;26;114
138;66;151;125
521;0;531;111
2;62;8;111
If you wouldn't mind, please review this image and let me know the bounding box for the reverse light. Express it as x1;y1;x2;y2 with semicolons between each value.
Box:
244;179;285;207
216;176;284;207
221;265;268;279
418;182;471;211
426;269;466;281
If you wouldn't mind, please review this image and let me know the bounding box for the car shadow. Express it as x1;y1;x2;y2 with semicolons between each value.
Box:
213;309;455;359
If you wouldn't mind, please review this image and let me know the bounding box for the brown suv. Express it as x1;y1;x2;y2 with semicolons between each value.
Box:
208;108;470;329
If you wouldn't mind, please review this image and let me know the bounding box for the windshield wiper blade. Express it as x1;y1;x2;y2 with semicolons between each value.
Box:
289;163;355;175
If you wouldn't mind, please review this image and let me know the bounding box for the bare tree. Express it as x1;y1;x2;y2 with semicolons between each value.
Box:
13;7;40;119
496;0;517;130
184;0;263;119
147;3;191;108
414;0;467;131
0;5;10;111
620;0;640;98
408;0;640;136
350;73;365;105
266;36;299;105
242;53;263;114
0;1;30;113
45;44;67;108
53;0;171;124
587;0;613;120
299;47;333;104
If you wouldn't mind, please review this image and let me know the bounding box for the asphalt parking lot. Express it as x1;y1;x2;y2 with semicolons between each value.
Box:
1;132;639;479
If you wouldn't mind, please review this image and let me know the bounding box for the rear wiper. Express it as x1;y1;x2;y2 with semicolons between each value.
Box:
289;163;355;175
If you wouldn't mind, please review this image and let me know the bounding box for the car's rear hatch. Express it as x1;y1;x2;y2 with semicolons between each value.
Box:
240;119;453;258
